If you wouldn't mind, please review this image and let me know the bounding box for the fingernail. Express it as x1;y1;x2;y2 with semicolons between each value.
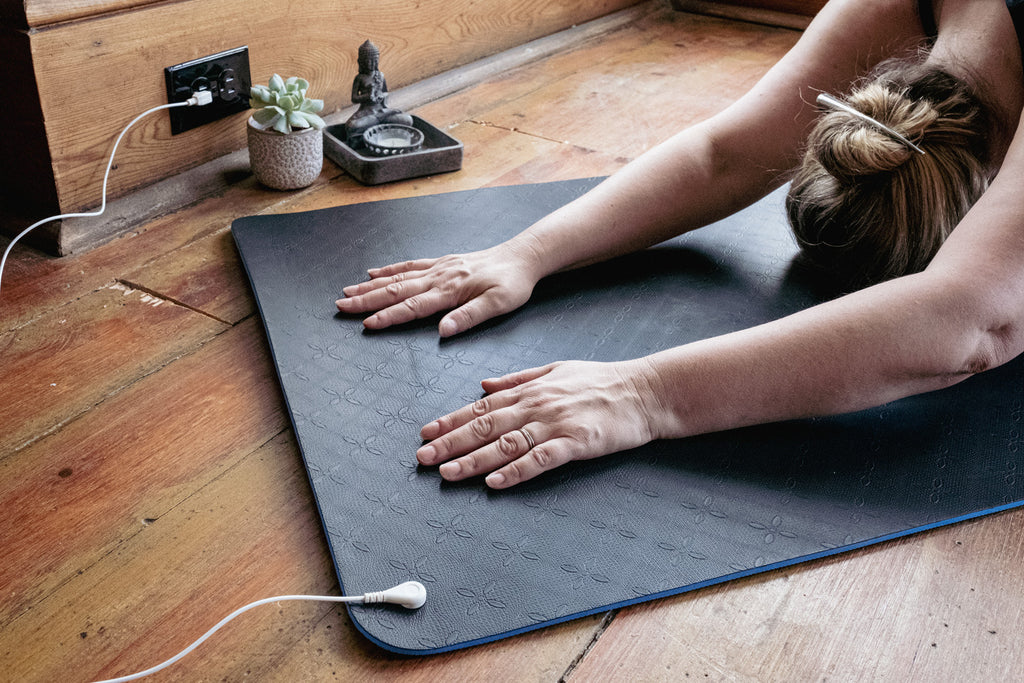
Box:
440;461;461;478
486;471;505;487
439;319;456;337
417;444;436;464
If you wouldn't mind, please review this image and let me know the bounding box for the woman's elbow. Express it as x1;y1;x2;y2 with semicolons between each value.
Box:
960;320;1021;376
925;271;1024;380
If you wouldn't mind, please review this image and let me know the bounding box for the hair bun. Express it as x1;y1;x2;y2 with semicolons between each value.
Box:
788;59;991;289
813;83;936;181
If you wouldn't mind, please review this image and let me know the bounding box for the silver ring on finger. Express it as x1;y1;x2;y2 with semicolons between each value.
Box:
517;427;536;451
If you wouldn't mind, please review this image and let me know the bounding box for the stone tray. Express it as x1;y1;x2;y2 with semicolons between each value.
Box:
323;116;463;185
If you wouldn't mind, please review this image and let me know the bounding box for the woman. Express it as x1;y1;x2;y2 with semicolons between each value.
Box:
337;0;1024;489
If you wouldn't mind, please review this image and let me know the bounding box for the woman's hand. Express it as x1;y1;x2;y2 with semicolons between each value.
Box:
417;359;664;488
336;241;543;337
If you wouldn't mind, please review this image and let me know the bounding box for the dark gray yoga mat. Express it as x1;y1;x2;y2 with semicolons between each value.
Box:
232;179;1024;654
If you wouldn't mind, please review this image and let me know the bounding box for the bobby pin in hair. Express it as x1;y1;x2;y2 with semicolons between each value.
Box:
816;93;926;155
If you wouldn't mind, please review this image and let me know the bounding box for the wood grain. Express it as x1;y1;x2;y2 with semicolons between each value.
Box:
671;0;825;30
0;174;304;332
567;510;1024;681
280;121;629;218
718;0;826;16
0;318;287;632
24;0;642;217
4;6;1022;682
120;228;256;326
0;283;225;458
469;12;800;160
21;0;163;27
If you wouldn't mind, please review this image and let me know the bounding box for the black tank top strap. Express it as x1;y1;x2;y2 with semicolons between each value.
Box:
920;1;1024;58
918;0;938;40
1007;0;1024;58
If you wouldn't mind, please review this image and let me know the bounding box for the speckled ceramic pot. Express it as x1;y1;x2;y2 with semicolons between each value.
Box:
247;117;323;190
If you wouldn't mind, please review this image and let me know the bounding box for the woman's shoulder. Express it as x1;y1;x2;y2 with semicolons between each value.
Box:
929;0;1024;144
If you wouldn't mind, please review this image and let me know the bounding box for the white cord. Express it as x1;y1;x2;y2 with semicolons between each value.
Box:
91;581;426;683
0;92;428;682
0;92;213;301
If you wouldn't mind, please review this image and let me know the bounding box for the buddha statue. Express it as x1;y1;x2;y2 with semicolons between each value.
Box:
344;40;414;145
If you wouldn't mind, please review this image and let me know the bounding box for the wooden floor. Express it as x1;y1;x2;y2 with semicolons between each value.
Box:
3;3;1023;681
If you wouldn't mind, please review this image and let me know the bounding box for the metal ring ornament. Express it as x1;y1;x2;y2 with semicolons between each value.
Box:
517;427;536;451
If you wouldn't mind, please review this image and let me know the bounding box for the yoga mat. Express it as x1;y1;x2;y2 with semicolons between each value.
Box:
232;179;1024;655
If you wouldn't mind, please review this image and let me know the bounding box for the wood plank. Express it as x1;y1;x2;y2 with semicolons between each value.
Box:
403;5;713;136
2;430;604;682
27;0;643;216
0;282;226;457
0;318;288;632
1;175;304;332
22;0;162;27
119;228;256;326
567;510;1024;680
278;120;629;217
715;0;825;16
271;609;606;683
0;431;324;682
672;1;817;30
472;11;799;160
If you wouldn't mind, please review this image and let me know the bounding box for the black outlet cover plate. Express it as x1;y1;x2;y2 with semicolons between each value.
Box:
164;46;251;135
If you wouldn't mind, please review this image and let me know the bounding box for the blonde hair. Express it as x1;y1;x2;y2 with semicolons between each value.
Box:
786;60;991;289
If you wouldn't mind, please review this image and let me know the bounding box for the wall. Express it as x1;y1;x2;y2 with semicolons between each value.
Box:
671;0;825;29
1;0;642;250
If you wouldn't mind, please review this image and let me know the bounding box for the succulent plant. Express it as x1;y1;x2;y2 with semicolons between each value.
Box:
249;74;327;134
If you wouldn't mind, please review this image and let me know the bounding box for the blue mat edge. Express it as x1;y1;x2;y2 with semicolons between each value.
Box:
347;498;1023;656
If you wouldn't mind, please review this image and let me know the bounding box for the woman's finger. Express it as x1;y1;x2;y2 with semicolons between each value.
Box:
336;259;437;303
363;285;483;330
342;260;439;298
418;392;523;455
480;364;555;393
438;285;533;337
485;436;577;488
418;403;536;465
418;364;556;445
336;271;435;315
366;258;437;278
437;423;545;481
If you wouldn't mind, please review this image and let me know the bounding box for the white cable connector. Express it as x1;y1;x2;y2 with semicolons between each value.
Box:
0;91;212;301
91;582;427;683
363;580;428;609
188;90;214;107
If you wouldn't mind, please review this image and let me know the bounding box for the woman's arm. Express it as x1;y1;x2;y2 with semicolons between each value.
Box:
338;0;923;336
503;0;922;275
421;110;1024;488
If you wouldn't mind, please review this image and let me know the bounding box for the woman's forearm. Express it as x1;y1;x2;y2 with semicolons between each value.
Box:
501;0;926;281
506;119;790;278
636;270;997;441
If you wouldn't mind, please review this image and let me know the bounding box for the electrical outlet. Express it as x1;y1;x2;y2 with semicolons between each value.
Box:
164;46;251;135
